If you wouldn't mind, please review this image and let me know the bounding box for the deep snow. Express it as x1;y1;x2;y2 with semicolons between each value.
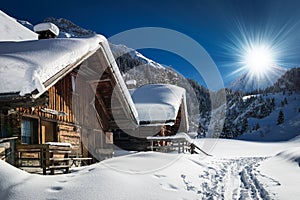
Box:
132;84;186;125
0;36;103;96
0;138;299;200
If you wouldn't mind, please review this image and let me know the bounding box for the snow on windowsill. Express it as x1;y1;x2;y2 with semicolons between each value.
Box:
45;142;72;147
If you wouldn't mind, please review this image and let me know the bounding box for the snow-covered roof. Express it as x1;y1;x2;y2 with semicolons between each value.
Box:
98;38;139;122
33;22;60;36
131;84;186;125
0;35;104;96
0;10;38;41
126;79;137;86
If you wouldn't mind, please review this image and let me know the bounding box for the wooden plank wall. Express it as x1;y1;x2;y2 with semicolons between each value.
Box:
16;75;74;124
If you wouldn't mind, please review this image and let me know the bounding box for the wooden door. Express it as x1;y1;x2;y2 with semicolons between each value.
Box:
41;121;57;143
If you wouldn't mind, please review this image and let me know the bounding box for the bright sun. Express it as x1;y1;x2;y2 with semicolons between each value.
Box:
242;44;275;77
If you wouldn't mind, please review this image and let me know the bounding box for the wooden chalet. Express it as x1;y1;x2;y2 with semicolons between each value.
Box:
0;35;138;172
114;84;189;151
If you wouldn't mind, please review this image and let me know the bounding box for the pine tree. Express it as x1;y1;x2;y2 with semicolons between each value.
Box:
213;121;222;138
283;97;288;105
241;118;248;133
277;110;284;125
271;98;275;110
255;123;260;130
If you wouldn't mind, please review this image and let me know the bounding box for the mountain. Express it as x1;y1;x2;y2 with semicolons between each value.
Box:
229;66;286;93
267;67;300;93
221;67;300;141
109;43;165;70
44;17;96;38
237;92;300;141
0;10;37;41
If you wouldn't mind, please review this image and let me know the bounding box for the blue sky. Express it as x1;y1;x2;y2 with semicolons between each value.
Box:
2;0;300;87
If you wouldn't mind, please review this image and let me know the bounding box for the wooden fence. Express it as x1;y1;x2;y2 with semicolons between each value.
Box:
0;137;18;165
17;144;71;175
147;135;212;156
148;138;191;153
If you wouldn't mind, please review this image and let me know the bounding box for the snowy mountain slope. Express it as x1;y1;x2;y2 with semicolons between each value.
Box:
229;66;286;92
238;92;300;141
44;17;96;38
110;43;165;70
0;10;38;41
1;138;299;200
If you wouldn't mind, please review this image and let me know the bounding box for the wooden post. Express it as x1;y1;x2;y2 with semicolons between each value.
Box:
151;140;153;151
9;138;16;166
42;146;47;175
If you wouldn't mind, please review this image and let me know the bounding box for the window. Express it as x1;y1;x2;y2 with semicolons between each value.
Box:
105;132;113;144
21;118;38;144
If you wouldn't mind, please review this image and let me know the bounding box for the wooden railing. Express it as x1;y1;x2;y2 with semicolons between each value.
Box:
0;137;18;165
17;144;71;175
147;134;212;156
148;138;191;153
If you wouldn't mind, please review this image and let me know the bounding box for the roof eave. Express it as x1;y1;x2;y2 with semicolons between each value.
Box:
32;45;101;99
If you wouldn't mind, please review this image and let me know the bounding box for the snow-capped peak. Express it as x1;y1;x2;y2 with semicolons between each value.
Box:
109;43;165;69
43;17;96;38
229;66;287;92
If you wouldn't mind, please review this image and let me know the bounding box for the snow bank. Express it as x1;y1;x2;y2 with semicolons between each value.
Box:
1;139;300;200
0;35;103;96
242;94;260;101
0;10;38;41
275;147;300;166
131;84;186;125
258;146;300;200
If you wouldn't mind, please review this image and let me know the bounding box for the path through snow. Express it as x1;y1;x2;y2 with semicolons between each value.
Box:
155;156;278;200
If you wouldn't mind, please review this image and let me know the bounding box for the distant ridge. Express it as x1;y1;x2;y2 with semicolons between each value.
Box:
229;66;286;92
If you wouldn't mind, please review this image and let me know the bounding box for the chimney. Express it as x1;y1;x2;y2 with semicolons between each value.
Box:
33;22;59;39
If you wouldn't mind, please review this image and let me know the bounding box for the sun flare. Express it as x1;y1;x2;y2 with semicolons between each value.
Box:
242;44;275;77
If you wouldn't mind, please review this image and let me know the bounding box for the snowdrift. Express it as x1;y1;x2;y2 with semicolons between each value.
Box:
1;139;300;200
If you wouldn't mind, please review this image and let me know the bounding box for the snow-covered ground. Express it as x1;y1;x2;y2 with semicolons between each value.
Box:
1;138;299;200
